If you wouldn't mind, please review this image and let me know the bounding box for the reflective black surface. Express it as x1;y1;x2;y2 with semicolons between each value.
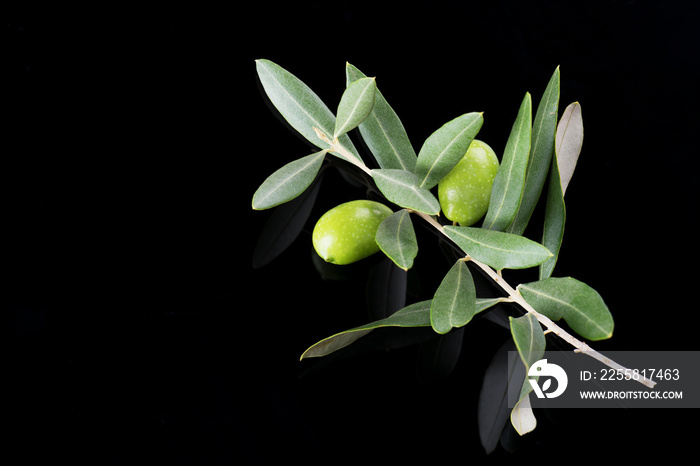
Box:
6;0;699;463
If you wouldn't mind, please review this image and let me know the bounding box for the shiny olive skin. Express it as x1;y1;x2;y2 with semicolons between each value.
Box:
312;200;393;265
438;139;499;226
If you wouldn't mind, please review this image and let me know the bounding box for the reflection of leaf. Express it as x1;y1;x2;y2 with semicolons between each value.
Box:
252;176;322;268
478;339;523;454
416;327;464;384
366;257;407;321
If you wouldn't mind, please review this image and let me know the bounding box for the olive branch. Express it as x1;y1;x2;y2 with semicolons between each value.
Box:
251;58;655;445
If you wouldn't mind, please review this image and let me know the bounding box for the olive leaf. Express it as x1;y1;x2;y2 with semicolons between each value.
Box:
375;209;418;271
413;112;484;189
508;67;560;236
443;225;552;270
540;102;583;279
300;300;433;359
255;59;362;164
300;297;504;359
430;259;476;334
509;313;546;436
334;77;376;139
483;93;532;231
517;277;613;341
556;102;584;195
346;63;417;171
251;150;326;210
252;176;322;268
540;143;565;280
371;169;441;215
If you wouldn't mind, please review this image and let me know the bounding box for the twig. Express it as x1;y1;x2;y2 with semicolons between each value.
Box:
410;210;657;389
313;127;372;176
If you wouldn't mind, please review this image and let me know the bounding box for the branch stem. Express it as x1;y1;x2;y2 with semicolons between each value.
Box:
313;127;372;176
410;210;656;389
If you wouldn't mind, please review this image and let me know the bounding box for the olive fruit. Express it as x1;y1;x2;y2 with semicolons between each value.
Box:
312;200;393;265
438;139;499;226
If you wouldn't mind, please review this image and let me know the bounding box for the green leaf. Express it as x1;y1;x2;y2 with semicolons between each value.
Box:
375;209;418;271
371;169;440;215
511;382;536;436
540;145;565;279
556;102;584;195
443;225;552;270
334;77;376;139
252;176;322;268
255;59;361;164
251;150;326;210
517;277;614;341
346;63;417;171
509;313;546;436
475;297;507;314
430;259;476;334
508;67;560;236
414;112;484;189
300;300;432;359
299;298;501;360
483;93;532;231
510;313;546;369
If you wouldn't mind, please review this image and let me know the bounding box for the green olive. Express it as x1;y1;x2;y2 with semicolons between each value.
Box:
438;139;500;226
312;200;393;265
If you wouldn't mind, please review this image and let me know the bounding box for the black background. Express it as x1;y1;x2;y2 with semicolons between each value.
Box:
6;0;699;463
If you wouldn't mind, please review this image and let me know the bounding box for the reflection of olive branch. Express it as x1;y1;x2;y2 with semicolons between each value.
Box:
412;209;656;389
